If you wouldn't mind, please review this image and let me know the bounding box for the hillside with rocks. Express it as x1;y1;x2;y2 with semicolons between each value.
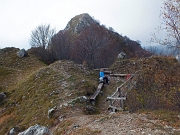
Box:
0;47;180;135
48;13;151;68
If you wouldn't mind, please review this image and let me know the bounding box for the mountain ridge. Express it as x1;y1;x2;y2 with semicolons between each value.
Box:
1;13;180;134
50;13;151;68
0;47;180;134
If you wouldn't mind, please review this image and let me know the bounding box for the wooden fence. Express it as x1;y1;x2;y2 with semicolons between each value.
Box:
107;74;134;112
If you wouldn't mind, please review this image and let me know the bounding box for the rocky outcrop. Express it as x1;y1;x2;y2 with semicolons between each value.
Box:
64;13;98;33
17;49;27;57
9;126;22;135
176;54;180;62
86;105;96;114
18;124;51;135
50;14;151;68
118;52;126;59
0;92;6;102
48;106;57;118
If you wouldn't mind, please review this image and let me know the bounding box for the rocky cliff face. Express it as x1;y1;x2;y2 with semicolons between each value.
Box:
64;13;98;34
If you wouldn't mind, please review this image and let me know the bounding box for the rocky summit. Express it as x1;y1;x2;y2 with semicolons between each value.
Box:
50;13;151;68
64;13;98;34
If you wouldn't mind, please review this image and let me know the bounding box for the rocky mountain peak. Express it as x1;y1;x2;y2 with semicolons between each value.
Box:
64;13;98;33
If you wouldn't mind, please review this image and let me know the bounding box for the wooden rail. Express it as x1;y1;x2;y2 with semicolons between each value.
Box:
94;68;109;71
104;71;113;74
90;83;104;105
94;68;113;74
110;74;134;77
107;74;134;112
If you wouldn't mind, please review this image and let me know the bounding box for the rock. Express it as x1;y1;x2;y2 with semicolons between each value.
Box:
58;115;65;121
176;54;180;62
48;106;57;118
64;13;98;34
73;124;80;129
86;105;96;114
79;96;87;102
49;90;60;96
63;103;68;107
81;79;86;83
118;52;126;59
18;124;51;135
9;126;21;135
0;92;6;102
109;112;116;115
17;49;27;57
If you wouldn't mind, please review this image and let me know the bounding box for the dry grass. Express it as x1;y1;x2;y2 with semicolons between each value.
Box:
110;56;180;111
0;47;99;134
1;48;180;134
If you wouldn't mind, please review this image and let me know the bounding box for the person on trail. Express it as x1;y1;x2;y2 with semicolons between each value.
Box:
99;68;109;84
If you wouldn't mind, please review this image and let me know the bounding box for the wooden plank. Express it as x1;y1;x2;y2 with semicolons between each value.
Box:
104;71;113;74
97;83;103;89
110;74;129;77
94;68;109;71
108;105;123;111
90;83;103;101
107;97;126;100
94;69;112;74
121;98;124;110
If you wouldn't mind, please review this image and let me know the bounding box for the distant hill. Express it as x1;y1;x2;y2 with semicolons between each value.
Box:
49;13;151;68
144;44;180;56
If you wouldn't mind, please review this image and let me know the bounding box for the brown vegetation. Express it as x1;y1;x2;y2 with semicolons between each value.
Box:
0;46;180;134
46;13;151;68
110;56;180;112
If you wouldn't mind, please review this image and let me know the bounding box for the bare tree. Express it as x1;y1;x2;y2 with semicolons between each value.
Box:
71;24;118;68
150;0;180;51
29;24;56;49
50;30;73;60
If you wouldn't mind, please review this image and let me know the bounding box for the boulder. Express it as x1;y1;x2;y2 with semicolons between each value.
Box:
9;126;21;135
0;92;6;102
176;55;180;62
17;49;27;57
86;105;96;114
79;96;87;102
48;106;57;118
18;124;51;135
118;52;126;59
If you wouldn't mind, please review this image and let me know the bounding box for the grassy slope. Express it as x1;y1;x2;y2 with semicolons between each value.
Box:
0;48;180;134
0;47;47;91
0;48;98;134
110;56;180;111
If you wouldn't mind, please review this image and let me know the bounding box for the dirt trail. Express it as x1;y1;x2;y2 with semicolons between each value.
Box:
51;71;180;135
52;112;180;135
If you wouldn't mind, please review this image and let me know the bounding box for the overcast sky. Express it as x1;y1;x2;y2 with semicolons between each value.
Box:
0;0;164;50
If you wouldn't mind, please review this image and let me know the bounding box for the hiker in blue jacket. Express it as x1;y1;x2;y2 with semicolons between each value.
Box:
99;68;109;84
